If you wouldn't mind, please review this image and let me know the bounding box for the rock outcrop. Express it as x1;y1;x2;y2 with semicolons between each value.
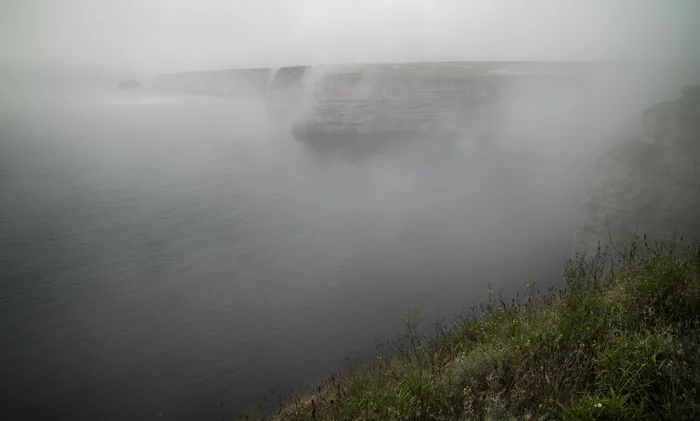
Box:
573;87;700;257
265;62;567;147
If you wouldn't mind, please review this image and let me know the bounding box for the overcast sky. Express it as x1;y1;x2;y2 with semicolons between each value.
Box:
1;0;698;71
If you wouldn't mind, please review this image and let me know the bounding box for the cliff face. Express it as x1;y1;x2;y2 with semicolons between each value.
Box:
573;87;700;256
277;63;543;142
263;62;596;149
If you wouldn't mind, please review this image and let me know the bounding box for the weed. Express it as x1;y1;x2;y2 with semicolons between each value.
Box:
268;239;700;421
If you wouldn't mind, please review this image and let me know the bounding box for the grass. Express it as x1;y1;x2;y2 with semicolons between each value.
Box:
241;237;700;420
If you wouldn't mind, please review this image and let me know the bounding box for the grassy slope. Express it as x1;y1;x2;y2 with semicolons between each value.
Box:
245;239;700;420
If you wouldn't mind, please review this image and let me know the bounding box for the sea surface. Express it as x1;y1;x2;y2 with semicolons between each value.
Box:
0;87;609;420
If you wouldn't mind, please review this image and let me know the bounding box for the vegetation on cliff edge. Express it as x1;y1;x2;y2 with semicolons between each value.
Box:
243;238;700;420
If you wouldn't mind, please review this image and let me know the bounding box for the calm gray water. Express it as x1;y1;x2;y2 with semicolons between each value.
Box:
0;89;592;420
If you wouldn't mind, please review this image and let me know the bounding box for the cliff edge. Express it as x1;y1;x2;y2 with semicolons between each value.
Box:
573;86;700;257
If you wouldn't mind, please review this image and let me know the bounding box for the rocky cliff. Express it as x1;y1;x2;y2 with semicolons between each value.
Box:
573;86;700;257
292;66;505;140
265;62;580;146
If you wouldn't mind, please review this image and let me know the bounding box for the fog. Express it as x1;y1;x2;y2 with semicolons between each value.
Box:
1;1;700;420
1;61;697;420
2;0;699;70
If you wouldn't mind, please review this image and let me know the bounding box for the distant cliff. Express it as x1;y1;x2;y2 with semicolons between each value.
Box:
266;62;566;144
573;86;700;256
151;62;582;145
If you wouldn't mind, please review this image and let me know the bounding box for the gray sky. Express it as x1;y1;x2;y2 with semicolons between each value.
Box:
1;0;698;71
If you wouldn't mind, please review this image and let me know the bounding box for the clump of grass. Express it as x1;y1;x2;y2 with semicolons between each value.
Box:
258;237;700;421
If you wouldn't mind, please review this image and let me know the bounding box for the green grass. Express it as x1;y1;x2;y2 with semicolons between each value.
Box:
243;238;700;420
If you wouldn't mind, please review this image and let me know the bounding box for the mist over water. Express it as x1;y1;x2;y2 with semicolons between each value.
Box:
0;61;698;420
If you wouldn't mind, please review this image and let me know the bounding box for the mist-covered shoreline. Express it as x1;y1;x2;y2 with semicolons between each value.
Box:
2;0;700;418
